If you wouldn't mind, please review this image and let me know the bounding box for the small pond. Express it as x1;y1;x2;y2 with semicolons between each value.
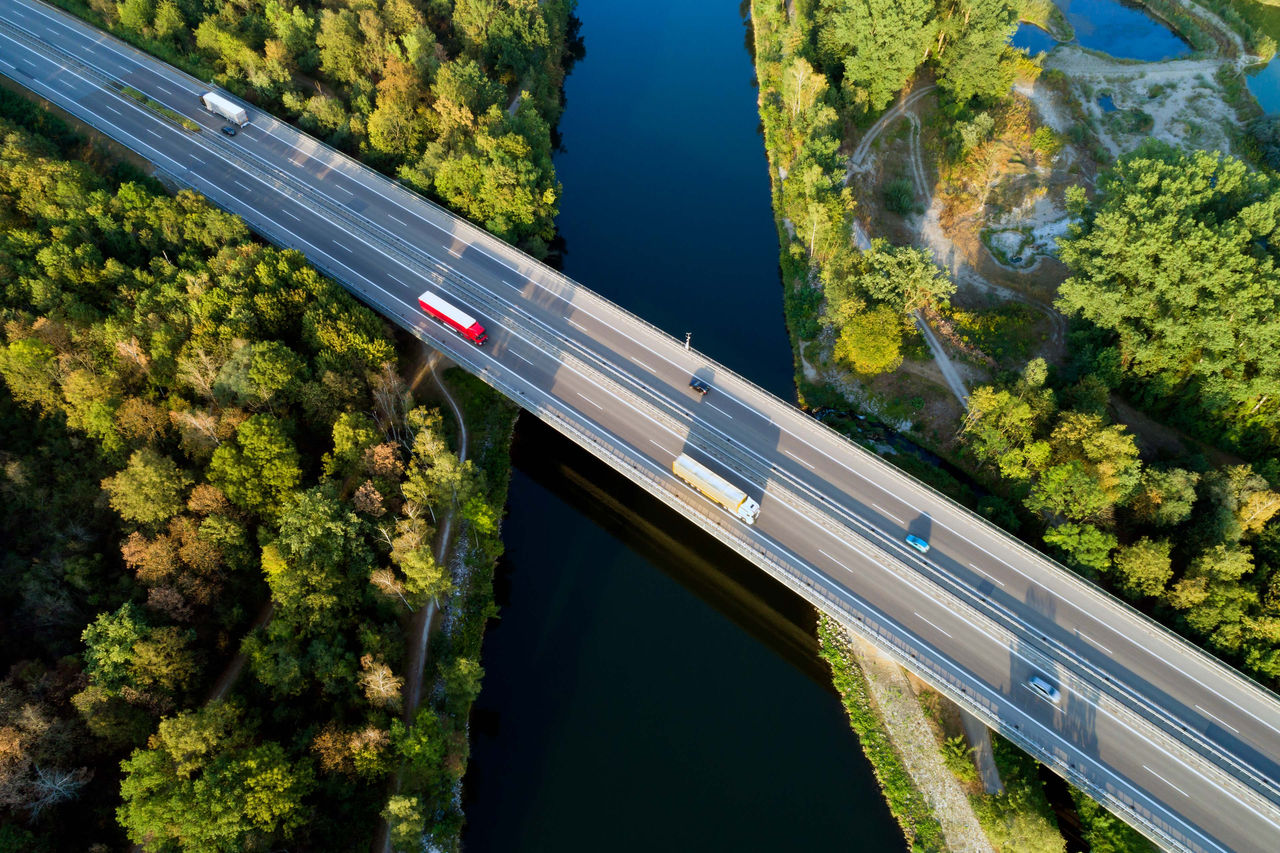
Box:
1013;0;1190;62
1248;60;1280;115
1013;23;1061;56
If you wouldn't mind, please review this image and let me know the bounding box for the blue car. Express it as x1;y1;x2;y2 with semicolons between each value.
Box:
905;534;930;554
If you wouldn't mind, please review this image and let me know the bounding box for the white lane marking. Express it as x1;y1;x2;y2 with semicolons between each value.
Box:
968;563;1006;588
279;209;301;222
914;611;952;639
331;240;353;254
447;244;464;257
649;439;670;455
784;449;815;470
388;213;409;227
872;502;904;526
633;358;655;373
145;128;163;139
509;350;535;367
231;179;253;193
1076;629;1113;656
1144;765;1190;798
102;103;122;116
568;318;590;332
771;500;1277;839
705;400;733;419
818;549;851;573
1195;705;1240;735
577;393;603;410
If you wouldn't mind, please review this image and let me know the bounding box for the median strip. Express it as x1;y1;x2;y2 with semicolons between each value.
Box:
115;84;199;132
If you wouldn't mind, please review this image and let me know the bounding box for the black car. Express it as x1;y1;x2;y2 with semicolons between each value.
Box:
220;124;238;137
689;377;711;396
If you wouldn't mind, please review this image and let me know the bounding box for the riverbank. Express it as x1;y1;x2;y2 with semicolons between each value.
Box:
750;0;1280;849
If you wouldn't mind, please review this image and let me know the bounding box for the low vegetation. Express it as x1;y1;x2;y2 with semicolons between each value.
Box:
817;617;946;853
119;84;201;132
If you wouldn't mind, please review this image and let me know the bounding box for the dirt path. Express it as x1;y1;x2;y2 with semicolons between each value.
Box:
400;356;468;717
914;311;969;408
373;352;469;853
203;601;274;704
851;635;996;853
846;83;1066;405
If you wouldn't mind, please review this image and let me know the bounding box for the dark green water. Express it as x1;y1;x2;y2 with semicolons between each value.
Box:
462;1;901;849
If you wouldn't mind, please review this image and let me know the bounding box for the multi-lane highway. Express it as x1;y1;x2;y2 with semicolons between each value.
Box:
3;2;1279;849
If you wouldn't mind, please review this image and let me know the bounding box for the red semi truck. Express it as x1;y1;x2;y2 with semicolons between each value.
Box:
417;290;488;345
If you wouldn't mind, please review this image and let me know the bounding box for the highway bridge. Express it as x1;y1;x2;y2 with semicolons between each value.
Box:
3;2;1279;849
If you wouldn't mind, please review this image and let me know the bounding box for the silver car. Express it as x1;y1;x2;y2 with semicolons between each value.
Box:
1027;674;1062;704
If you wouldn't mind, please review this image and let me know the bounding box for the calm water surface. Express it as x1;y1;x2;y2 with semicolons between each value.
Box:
1013;0;1190;62
462;0;900;850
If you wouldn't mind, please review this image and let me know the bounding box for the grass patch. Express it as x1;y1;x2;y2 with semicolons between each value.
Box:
947;303;1041;366
884;176;918;215
118;85;201;132
1020;0;1075;41
1071;786;1158;853
971;736;1067;853
818;617;947;853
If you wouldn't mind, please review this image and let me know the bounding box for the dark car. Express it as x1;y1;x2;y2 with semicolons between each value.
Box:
220;124;238;137
689;378;711;396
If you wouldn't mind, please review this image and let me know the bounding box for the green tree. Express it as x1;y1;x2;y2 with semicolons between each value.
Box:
832;305;904;375
1058;145;1280;422
383;795;426;853
208;414;301;517
816;0;938;114
1129;468;1199;528
101;449;191;526
1025;460;1111;522
323;412;382;480
117;703;313;852
1110;537;1173;598
266;488;374;630
82;603;148;692
1165;544;1259;655
856;240;955;315
1043;522;1117;576
935;0;1021;104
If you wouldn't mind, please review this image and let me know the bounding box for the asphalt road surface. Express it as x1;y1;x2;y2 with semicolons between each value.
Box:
3;2;1279;849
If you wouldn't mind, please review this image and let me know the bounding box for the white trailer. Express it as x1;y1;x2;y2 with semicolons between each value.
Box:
200;91;247;126
672;454;760;524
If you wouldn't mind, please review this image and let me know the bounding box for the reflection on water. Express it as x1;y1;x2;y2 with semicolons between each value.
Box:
1059;0;1190;61
462;0;904;849
1014;22;1061;56
1012;0;1190;62
462;417;902;851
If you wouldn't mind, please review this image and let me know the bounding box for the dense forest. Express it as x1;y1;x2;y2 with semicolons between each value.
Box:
749;0;1280;849
0;88;513;850
756;0;1280;691
60;0;578;256
960;142;1280;687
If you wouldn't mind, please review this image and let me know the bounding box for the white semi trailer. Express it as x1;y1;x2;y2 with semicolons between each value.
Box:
200;91;247;126
672;454;760;524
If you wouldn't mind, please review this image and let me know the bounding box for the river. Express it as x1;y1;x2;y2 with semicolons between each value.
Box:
461;1;902;850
